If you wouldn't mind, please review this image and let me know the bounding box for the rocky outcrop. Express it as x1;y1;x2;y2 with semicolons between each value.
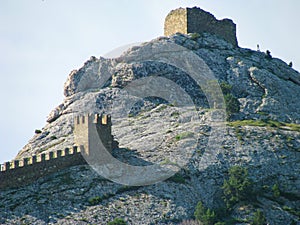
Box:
1;122;299;224
4;32;300;224
17;33;300;160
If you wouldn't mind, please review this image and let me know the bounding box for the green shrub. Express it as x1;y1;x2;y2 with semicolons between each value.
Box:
272;184;280;198
175;132;194;141
167;173;186;184
290;220;298;225
220;82;232;95
35;129;42;134
251;209;267;225
194;201;217;225
50;135;57;140
79;218;89;222
219;81;239;119
189;33;200;40
282;205;300;217
108;218;127;225
194;201;206;220
88;196;102;205
222;166;253;209
224;94;240;118
171;111;180;117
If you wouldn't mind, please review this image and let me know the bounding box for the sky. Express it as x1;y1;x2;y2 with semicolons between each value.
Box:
0;0;299;163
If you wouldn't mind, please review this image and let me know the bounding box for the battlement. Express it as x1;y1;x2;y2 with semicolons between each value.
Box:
74;114;111;126
0;147;80;172
0;147;86;190
74;114;115;156
164;7;238;47
0;114;118;190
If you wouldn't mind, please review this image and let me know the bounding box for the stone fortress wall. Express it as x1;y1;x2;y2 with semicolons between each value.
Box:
0;147;86;190
0;114;115;190
164;7;238;47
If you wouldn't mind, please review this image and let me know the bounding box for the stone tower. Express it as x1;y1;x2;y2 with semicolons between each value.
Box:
74;114;115;158
164;7;238;47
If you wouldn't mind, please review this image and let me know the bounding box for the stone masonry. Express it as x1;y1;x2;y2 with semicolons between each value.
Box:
164;7;238;47
0;114;117;190
0;147;86;190
74;114;117;157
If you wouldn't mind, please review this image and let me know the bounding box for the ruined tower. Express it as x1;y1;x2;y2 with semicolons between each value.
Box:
164;7;238;47
74;114;115;158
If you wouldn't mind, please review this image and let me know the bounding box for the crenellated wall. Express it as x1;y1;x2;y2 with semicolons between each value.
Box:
0;147;86;190
0;114;118;190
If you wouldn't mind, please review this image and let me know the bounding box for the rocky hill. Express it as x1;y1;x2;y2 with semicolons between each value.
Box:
1;12;300;225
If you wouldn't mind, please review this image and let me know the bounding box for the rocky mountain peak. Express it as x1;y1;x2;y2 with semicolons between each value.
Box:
1;7;299;225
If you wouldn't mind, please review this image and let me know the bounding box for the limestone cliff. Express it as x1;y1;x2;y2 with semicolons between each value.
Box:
1;25;300;224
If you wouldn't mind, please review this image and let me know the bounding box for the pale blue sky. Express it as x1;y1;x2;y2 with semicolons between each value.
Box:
0;0;299;163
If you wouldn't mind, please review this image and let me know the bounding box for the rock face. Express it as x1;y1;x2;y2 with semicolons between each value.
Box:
1;25;300;224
